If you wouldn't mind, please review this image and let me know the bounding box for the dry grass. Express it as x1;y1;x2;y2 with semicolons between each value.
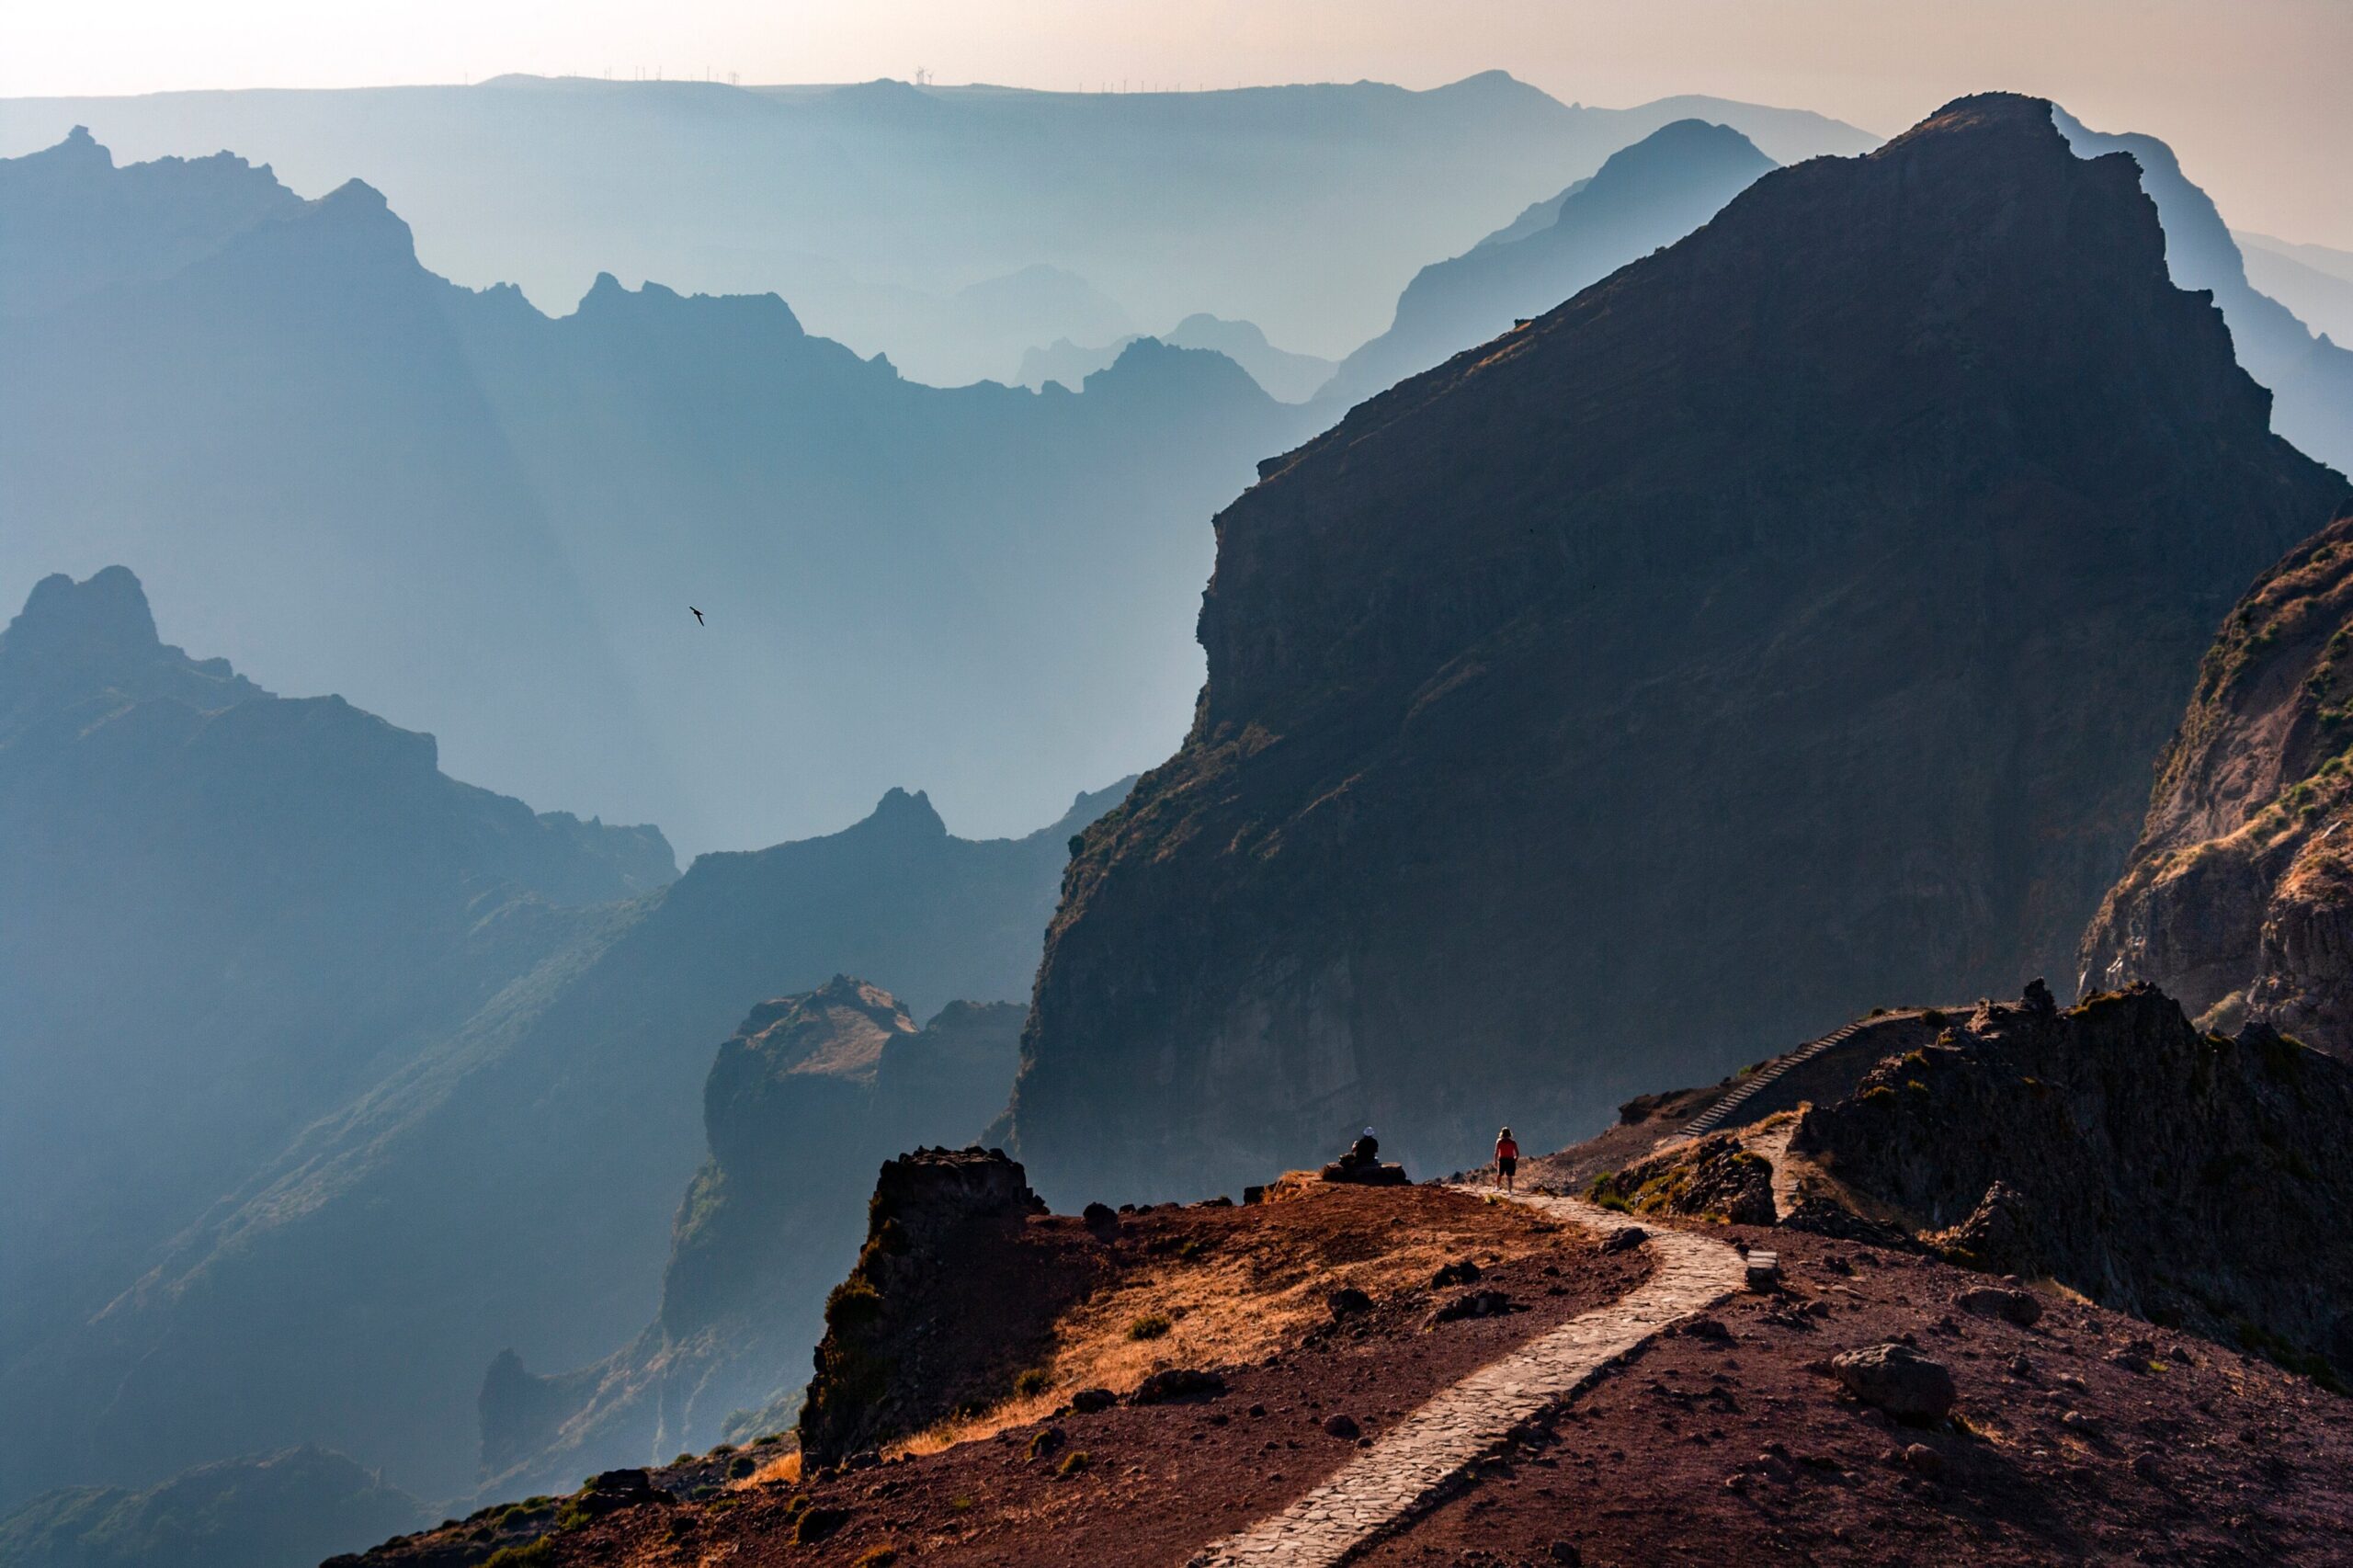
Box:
732;1449;801;1489
890;1183;1580;1458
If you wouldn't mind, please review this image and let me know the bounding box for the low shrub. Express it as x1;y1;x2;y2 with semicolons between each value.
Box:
1128;1312;1172;1341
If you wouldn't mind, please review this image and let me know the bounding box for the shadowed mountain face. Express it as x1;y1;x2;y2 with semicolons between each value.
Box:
0;566;1131;1508
2053;110;2353;474
0;566;671;1409
476;982;1026;1498
0;133;1297;856
1314;119;1777;410
0;75;1879;372
1008;95;2349;1207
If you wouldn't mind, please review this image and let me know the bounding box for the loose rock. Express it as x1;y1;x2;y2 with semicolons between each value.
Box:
1830;1343;1958;1423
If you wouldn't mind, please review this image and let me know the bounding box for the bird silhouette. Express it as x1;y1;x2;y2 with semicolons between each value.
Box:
690;607;705;625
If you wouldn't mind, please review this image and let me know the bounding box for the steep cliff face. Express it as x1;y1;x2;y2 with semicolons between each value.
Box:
475;983;1028;1496
1790;985;2353;1385
1012;94;2348;1204
2079;506;2353;1051
2054;109;2353;474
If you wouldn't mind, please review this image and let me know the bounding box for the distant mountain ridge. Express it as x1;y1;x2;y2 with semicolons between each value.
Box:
1315;118;1778;409
0;565;672;1417
0;564;1132;1511
0;132;1294;854
0;74;1880;371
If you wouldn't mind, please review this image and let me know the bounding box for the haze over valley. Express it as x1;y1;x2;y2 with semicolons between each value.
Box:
4;6;2352;1565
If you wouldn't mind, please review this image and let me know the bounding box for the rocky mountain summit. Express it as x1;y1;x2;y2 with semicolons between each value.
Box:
2080;505;2353;1052
478;985;1028;1498
1010;94;2349;1205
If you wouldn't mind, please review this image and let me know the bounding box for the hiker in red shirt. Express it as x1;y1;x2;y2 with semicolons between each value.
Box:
1494;1127;1519;1191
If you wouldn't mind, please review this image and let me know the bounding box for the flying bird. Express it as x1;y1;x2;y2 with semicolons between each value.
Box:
690;607;704;625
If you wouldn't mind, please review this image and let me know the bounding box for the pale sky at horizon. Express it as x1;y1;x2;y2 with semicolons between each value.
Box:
5;0;2348;249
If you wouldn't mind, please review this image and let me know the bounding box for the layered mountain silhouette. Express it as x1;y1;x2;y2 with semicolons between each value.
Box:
0;132;1289;853
475;981;1026;1498
0;565;670;1422
2236;232;2353;346
0;75;1880;372
1019;313;1338;404
2054;109;2353;473
1008;95;2349;1206
0;567;1130;1508
1313;119;1776;410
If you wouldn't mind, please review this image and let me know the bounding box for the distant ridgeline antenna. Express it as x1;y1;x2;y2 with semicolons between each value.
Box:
914;67;932;86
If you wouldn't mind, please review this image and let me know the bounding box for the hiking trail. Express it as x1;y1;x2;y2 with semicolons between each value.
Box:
1188;1190;1747;1567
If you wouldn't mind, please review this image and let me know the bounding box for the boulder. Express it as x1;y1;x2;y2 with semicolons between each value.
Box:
1954;1284;2043;1327
1829;1343;1957;1423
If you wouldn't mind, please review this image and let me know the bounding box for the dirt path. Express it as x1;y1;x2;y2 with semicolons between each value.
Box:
1188;1191;1746;1567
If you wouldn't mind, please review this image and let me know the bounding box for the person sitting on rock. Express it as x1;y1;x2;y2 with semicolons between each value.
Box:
1494;1127;1519;1191
1342;1127;1380;1171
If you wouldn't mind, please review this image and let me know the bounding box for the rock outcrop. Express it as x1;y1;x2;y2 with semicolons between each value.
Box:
2080;506;2353;1054
1012;94;2348;1204
1790;984;2353;1384
475;983;1028;1497
798;1148;1057;1467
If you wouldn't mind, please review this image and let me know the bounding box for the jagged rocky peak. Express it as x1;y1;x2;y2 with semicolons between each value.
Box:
1011;90;2347;1204
1;563;267;732
2081;503;2353;1051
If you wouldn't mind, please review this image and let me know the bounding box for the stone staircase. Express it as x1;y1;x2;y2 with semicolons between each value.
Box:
1654;1016;1874;1149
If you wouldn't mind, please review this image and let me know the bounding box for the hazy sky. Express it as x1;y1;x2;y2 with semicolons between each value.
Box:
4;0;2348;248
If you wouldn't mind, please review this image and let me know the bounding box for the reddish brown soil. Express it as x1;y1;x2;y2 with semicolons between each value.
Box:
345;1186;1643;1567
1357;1222;2353;1568
347;1194;2353;1567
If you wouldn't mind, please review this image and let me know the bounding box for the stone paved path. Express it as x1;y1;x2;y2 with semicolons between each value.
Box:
1188;1190;1747;1567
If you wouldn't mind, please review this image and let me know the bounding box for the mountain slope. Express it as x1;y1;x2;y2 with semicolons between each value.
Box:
1008;94;2348;1206
0;565;670;1425
1315;119;1776;409
0;1447;423;1568
1;774;1126;1507
0;134;1294;852
0;565;1135;1507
